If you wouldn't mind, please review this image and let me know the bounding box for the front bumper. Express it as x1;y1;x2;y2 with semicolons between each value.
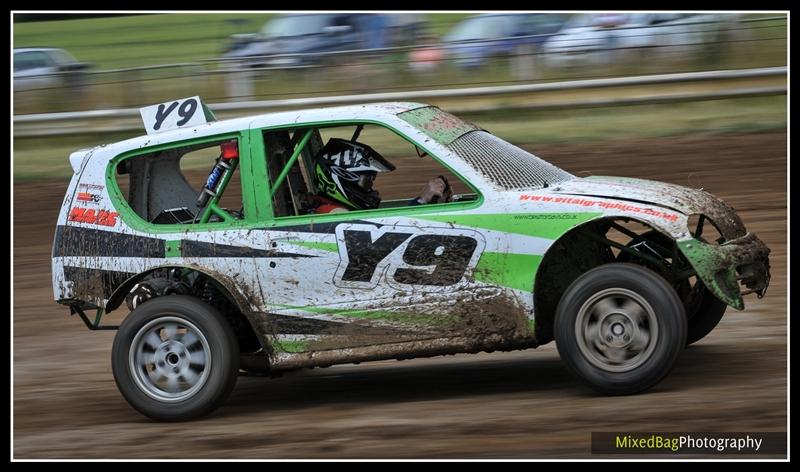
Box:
677;232;771;310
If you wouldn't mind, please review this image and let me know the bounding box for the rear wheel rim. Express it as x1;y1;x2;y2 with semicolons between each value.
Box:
129;316;211;402
575;288;659;373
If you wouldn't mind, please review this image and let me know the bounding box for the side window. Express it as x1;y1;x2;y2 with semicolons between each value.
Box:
263;123;475;219
14;51;52;72
114;137;244;225
262;128;319;218
651;13;682;25
332;14;357;29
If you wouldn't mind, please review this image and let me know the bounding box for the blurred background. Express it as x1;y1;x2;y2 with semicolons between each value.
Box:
13;12;787;183
12;12;787;181
12;12;787;459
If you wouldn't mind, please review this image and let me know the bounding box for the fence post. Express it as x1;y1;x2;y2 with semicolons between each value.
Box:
512;43;536;81
225;67;255;101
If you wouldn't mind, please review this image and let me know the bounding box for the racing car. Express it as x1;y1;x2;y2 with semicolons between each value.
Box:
52;97;770;421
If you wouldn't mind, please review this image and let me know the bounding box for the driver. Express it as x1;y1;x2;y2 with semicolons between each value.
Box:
304;138;452;214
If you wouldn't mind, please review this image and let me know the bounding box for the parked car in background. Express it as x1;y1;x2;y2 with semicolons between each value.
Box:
441;13;572;68
13;47;92;92
223;13;424;68
542;13;739;68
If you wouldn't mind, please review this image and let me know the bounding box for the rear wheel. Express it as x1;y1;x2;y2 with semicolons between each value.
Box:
554;263;687;394
112;295;239;421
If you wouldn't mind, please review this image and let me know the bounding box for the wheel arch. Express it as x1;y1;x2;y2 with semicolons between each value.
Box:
532;216;675;344
106;264;254;315
106;264;268;356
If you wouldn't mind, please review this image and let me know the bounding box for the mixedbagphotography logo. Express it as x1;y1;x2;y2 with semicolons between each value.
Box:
592;432;787;456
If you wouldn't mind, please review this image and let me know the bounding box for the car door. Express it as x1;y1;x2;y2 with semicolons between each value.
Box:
253;124;498;350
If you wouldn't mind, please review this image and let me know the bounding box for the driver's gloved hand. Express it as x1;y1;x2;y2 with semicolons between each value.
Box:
415;177;451;204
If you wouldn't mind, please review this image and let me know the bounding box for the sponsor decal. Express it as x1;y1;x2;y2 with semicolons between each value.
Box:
76;192;102;204
519;194;679;222
512;214;584;220
68;207;119;227
333;223;484;291
78;183;104;190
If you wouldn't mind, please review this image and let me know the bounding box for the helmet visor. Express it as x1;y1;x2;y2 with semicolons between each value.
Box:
358;173;376;191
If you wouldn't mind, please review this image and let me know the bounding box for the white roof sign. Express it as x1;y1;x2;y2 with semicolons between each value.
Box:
139;96;216;135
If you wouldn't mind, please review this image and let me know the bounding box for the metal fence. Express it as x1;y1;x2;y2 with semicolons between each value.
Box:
13;66;787;138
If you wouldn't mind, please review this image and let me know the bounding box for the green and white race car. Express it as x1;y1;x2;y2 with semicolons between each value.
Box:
52;97;771;421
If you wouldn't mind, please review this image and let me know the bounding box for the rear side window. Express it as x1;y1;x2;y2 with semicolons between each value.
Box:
114;137;244;225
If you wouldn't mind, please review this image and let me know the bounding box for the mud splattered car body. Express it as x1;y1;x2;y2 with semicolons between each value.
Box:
52;100;770;420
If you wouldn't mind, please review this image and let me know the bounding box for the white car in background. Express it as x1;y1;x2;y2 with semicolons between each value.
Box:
542;13;740;68
13;47;92;92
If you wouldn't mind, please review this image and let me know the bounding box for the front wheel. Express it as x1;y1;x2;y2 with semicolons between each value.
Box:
616;230;728;345
554;263;687;394
112;295;239;421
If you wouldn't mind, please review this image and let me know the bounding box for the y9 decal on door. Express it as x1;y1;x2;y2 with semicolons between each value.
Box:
333;223;485;292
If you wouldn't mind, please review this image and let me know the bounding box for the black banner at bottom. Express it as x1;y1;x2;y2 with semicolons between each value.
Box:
592;432;786;456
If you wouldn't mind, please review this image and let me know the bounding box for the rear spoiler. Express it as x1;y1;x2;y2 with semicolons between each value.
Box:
69;148;91;174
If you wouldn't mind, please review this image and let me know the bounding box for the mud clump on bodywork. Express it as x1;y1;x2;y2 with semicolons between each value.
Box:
691;191;746;240
260;290;537;371
302;324;423;352
448;293;535;351
66;267;106;303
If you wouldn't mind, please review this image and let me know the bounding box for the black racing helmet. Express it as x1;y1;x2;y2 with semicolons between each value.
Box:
313;138;395;210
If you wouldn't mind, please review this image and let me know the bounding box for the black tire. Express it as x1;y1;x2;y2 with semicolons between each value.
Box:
112;295;239;421
685;292;727;346
554;263;687;394
616;230;728;345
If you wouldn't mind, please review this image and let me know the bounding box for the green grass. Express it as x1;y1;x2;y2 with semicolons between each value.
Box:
14;14;275;67
13;95;786;182
13;13;472;69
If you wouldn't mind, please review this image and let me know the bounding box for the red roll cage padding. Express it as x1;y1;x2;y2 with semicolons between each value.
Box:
220;140;239;160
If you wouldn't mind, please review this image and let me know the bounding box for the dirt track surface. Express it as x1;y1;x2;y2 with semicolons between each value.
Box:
13;132;787;459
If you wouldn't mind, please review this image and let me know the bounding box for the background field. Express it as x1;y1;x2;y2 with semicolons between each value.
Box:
14;13;472;68
13;94;787;181
13;13;787;114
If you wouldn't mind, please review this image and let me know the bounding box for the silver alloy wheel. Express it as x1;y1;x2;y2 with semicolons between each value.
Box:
129;316;211;402
575;288;658;373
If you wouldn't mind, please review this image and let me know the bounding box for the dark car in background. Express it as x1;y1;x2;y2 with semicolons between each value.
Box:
223;13;424;68
442;13;572;68
13;47;92;91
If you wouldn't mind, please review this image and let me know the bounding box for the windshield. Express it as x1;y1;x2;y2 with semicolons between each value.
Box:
446;16;515;42
261;15;332;37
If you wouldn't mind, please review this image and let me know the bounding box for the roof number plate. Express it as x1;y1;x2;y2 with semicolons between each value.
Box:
139;96;216;135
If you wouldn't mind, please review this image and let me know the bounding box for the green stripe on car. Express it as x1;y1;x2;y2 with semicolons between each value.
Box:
473;251;542;292
415;212;601;240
